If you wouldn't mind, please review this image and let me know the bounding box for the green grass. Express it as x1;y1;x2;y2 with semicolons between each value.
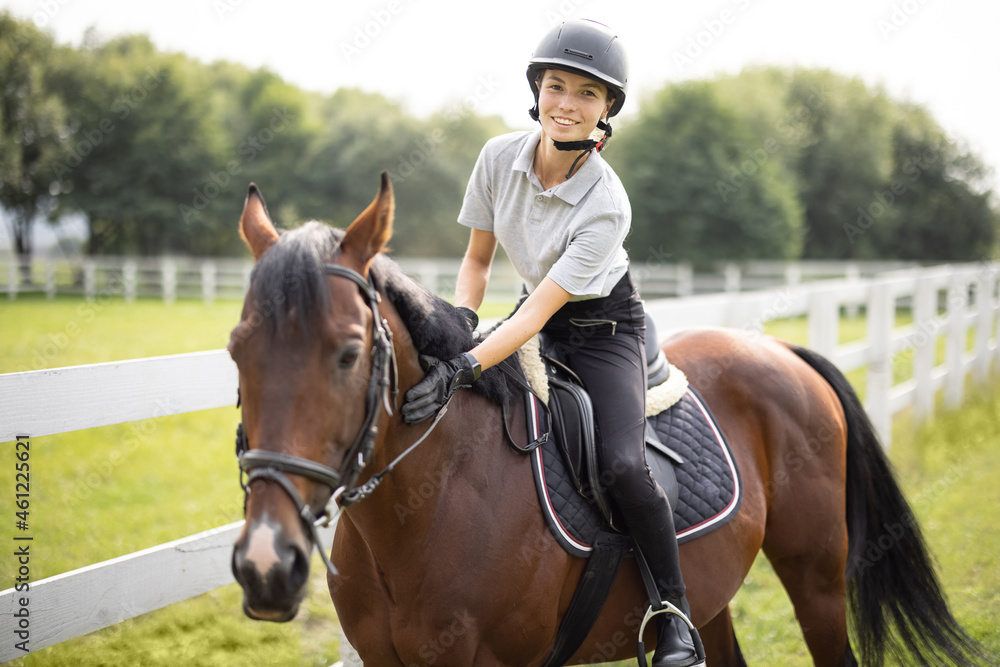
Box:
725;382;1000;666
0;294;243;373
1;296;997;666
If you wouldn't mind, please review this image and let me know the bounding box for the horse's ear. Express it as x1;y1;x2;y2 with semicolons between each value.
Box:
239;184;279;261
341;172;394;275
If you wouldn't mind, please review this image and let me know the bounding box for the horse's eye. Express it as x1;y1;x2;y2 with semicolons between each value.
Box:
338;346;361;369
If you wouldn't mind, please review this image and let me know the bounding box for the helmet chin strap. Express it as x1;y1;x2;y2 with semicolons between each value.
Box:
528;100;611;178
528;103;614;179
551;119;612;179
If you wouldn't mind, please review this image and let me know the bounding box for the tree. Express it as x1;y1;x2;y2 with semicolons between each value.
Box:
291;89;506;257
784;70;898;259
387;108;508;256
862;103;997;260
609;81;803;264
3;17;505;260
0;13;69;279
710;67;998;260
48;33;221;255
182;66;316;254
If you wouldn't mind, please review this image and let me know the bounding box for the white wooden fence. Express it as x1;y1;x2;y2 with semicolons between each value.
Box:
1;262;997;662
3;255;921;302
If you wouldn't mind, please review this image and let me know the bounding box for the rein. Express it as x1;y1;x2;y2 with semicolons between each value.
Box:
235;262;404;576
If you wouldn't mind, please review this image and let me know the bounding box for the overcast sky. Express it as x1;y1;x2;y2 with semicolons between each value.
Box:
3;0;999;249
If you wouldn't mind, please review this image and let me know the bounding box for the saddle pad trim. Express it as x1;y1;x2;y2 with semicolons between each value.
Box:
531;388;742;557
529;395;594;556
674;388;741;541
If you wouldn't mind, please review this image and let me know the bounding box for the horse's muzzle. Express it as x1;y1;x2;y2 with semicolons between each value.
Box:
231;518;311;622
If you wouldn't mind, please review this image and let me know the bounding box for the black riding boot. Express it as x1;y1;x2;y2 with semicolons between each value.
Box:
624;486;705;667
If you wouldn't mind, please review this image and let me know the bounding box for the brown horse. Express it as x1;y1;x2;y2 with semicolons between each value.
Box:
229;175;985;666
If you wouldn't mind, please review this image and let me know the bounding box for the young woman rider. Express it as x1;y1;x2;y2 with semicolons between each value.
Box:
401;19;703;667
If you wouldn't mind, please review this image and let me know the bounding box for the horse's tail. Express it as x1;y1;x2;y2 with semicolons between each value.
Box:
785;343;987;667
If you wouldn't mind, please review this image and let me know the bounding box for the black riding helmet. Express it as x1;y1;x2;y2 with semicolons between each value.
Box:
526;19;628;175
526;19;629;123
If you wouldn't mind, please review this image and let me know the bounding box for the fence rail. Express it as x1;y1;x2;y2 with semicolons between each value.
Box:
3;255;923;302
1;262;997;662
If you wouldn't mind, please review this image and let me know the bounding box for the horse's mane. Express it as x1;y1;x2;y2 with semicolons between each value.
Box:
247;221;514;406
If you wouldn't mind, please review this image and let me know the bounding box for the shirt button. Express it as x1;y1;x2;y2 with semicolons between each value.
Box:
536;195;544;202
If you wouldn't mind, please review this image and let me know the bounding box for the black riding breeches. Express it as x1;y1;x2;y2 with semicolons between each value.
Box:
540;272;659;510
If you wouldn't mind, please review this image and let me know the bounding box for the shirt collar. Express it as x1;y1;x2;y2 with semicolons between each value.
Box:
513;130;603;206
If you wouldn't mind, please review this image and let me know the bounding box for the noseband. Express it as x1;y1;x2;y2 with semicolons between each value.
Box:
235;263;397;576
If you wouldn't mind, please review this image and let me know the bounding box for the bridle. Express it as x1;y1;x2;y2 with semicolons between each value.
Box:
235;262;397;576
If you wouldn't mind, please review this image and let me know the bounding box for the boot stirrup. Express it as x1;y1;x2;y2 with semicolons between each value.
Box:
636;602;706;667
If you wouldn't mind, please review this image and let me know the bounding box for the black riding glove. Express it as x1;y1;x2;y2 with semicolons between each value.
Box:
402;352;481;424
456;306;479;334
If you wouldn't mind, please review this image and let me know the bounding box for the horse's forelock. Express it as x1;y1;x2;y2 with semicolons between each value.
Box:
248;221;341;334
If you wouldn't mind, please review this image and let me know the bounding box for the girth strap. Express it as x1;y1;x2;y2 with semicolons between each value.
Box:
538;530;631;667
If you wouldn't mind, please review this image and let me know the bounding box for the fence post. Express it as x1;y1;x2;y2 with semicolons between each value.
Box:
7;260;17;299
242;263;253;294
124;260;138;303
912;273;937;421
784;263;802;286
974;269;994;384
807;286;839;359
84;260;96;301
202;261;216;304
162;258;177;305
945;269;968;409
867;280;893;449
992;268;1000;373
416;262;438;293
46;260;56;299
723;263;741;293
845;263;861;318
676;263;694;297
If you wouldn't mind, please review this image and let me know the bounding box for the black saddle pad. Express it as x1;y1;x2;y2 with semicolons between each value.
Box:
529;386;742;558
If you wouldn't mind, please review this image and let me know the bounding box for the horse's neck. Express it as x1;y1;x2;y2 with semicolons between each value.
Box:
345;398;504;561
343;303;474;547
345;301;531;572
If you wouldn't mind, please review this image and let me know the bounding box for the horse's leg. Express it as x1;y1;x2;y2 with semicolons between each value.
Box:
330;516;406;667
699;606;747;667
757;348;856;665
764;547;854;665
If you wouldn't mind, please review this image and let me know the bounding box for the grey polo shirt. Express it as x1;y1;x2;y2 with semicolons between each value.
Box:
457;130;630;301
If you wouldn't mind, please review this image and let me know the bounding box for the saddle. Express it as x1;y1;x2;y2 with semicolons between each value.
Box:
511;317;741;667
537;333;684;529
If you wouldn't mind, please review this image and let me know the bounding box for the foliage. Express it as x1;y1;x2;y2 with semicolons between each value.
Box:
0;12;69;270
608;81;803;263
0;12;503;260
1;14;997;263
40;25;500;259
707;67;999;261
879;103;998;260
46;33;234;255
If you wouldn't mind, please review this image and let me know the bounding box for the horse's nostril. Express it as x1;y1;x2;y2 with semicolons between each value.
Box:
232;543;265;591
287;544;311;592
